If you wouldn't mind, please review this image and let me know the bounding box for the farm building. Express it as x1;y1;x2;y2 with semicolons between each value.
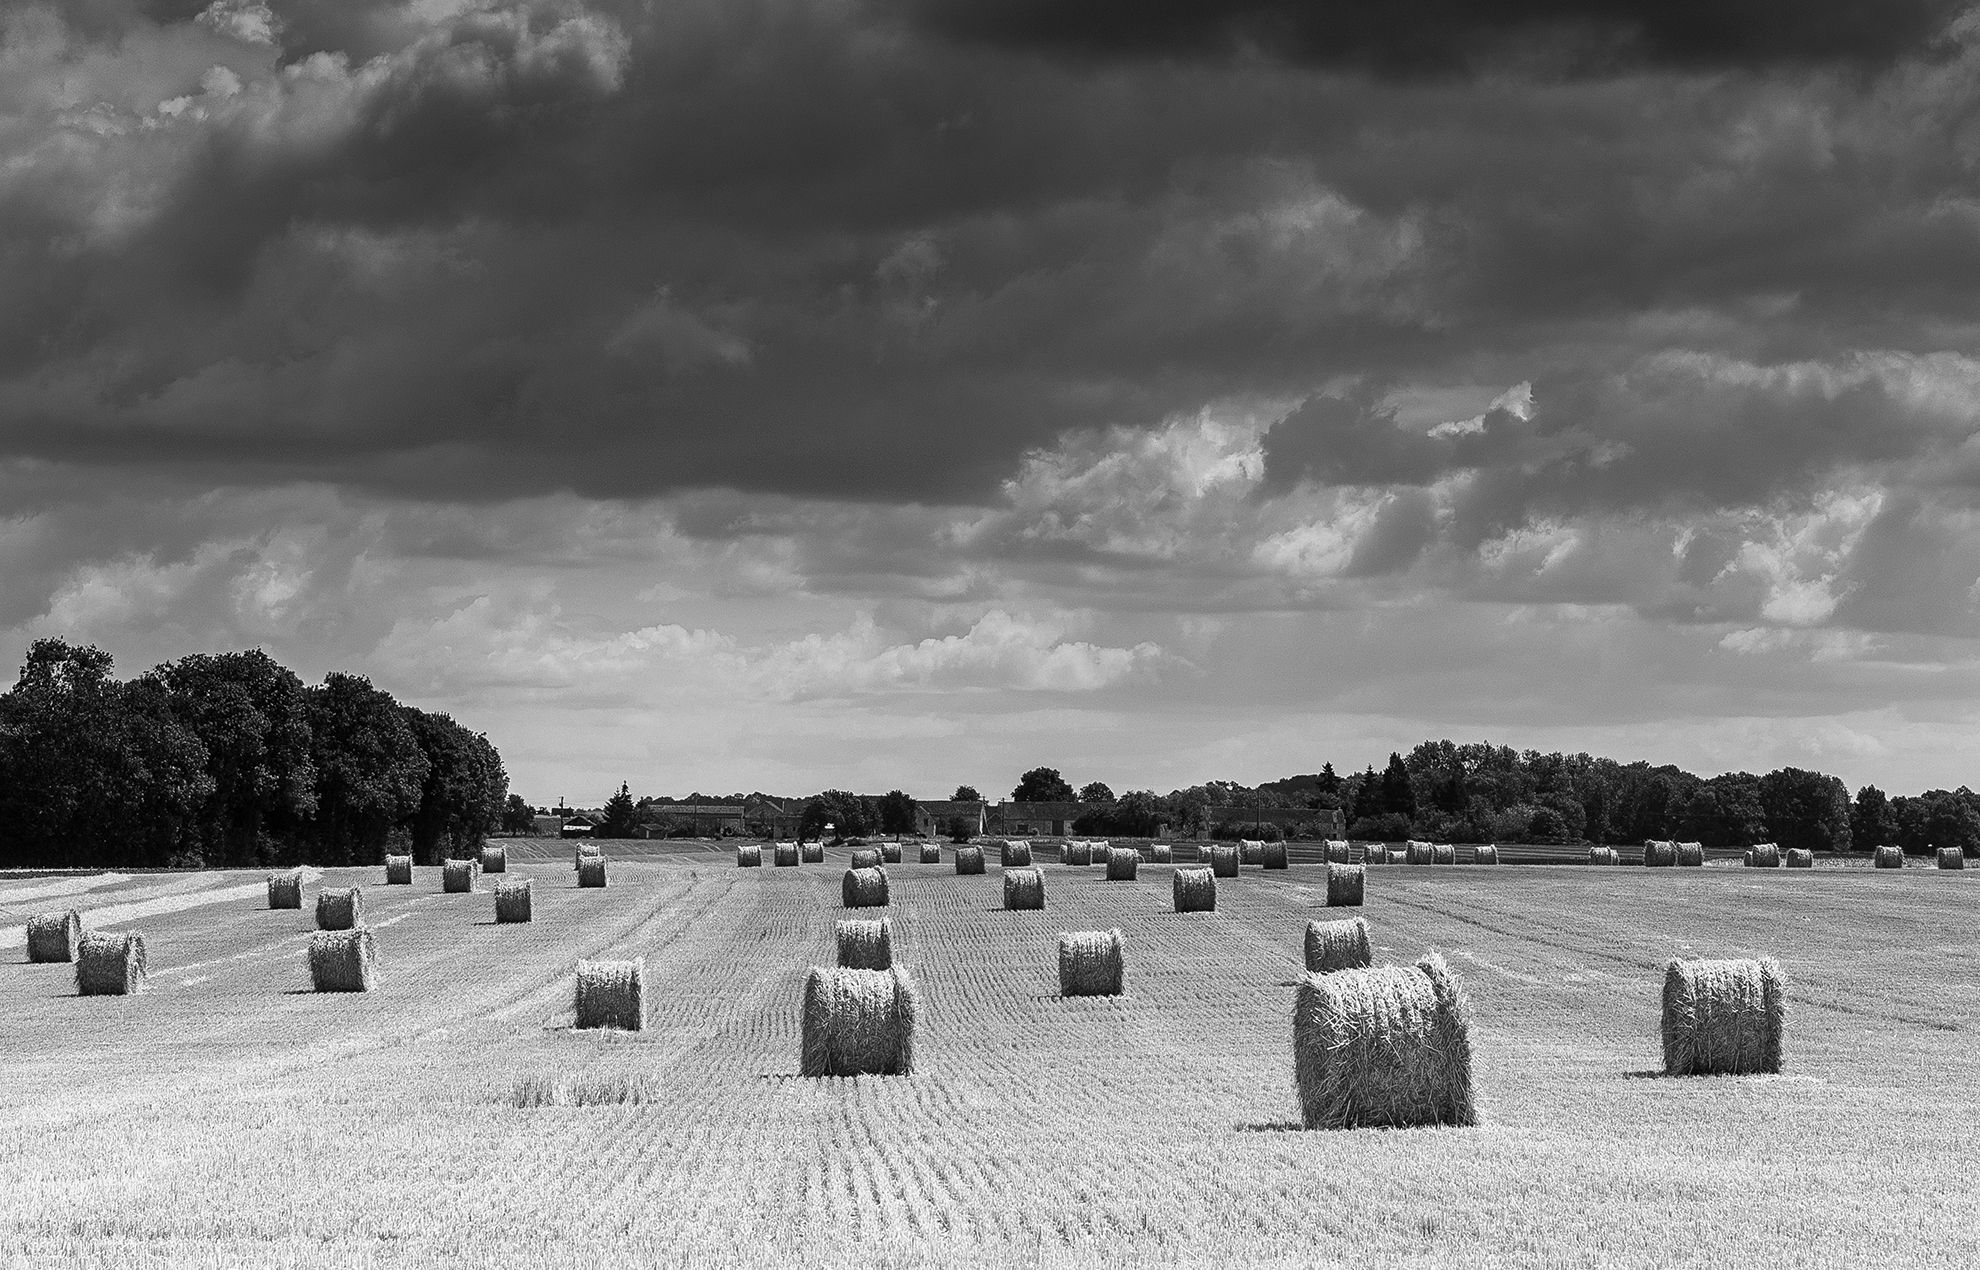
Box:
915;799;988;838
993;801;1085;836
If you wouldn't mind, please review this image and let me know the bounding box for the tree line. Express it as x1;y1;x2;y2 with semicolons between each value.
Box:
0;639;508;869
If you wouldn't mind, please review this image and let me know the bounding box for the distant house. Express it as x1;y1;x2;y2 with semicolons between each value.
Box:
1206;805;1344;839
559;812;600;839
914;799;987;839
745;794;806;839
638;804;747;837
993;801;1085;837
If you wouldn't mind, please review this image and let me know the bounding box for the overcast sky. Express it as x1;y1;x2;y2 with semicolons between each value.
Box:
6;0;1980;804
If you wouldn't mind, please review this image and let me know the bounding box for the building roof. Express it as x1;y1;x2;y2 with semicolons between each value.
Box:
996;800;1085;819
646;804;746;817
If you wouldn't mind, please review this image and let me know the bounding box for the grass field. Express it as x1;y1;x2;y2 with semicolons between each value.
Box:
0;847;1973;1268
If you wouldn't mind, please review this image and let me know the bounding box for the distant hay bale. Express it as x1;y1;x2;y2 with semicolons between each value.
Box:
1060;841;1092;866
881;843;903;864
1676;842;1705;867
1240;839;1265;866
1873;844;1903;868
573;843;601;870
1325;863;1365;907
1325;841;1352;864
1661;956;1785;1076
843;866;890;908
800;965;918;1076
1004;868;1045;910
266;871;304;909
919;843;941;864
736;844;762;868
1385;848;1407;864
850;848;882;870
1173;867;1216;912
1000;840;1032;867
1473;845;1499;865
1588;847;1619;866
955;845;986;875
578;856;608;887
384;854;413;885
1643;840;1677;868
75;931;147;996
480;844;507;873
1431;844;1456;865
1293;953;1477;1130
775;842;799;867
1304;917;1373;974
1058;928;1125;997
1785;848;1814;869
1744;843;1782;868
1261;842;1288;870
1151;844;1173;863
495;878;532;923
801;841;824;864
315;887;363;931
1105;846;1139;881
574;957;645;1031
26;910;82;962
835;917;893;970
1209;845;1239;878
308;928;378;992
442;859;476;893
1938;847;1966;870
1406;841;1434;865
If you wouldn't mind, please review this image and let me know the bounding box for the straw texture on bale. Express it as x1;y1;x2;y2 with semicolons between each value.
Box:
1385;848;1407;864
308;928;378;992
480;844;507;873
1000;840;1032;867
316;886;363;931
801;841;824;863
1473;845;1499;865
1240;839;1265;866
850;848;882;870
1404;841;1432;865
1744;843;1782;868
384;854;413;885
916;843;938;864
1873;844;1904;868
800;966;918;1076
1676;842;1705;867
736;844;762;869
1060;841;1092;866
575;958;645;1031
1325;863;1365;907
573;844;601;870
954;845;986;875
1643;840;1677;868
443;859;476;893
1173;867;1216;912
879;842;902;864
1003;868;1045;910
1786;847;1814;869
1939;847;1966;870
1293;953;1476;1130
1261;841;1289;870
76;932;147;996
1105;846;1139;881
26;910;82;962
1324;841;1352;864
1209;844;1239;878
775;842;799;867
1058;928;1125;997
835;917;893;970
1304;917;1372;974
578;856;608;887
1431;844;1456;866
1661;956;1785;1076
1588;847;1619;865
843;866;890;908
266;871;304;909
494;878;532;923
1151;844;1173;863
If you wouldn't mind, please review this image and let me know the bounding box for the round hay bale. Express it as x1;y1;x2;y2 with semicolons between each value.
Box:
1060;840;1092;866
1661;956;1785;1076
880;843;903;864
1239;839;1265;866
384;854;413;885
800;965;918;1076
1173;866;1216;912
1385;847;1407;864
919;843;941;864
835;917;893;970
1003;868;1045;910
494;878;533;923
26;910;82;963
775;842;799;867
1058;928;1125;997
1104;846;1139;881
442;859;476;893
1938;847;1966;870
1150;843;1173;863
1588;847;1619;866
1325;863;1365;908
1873;844;1904;869
578;856;608;888
1261;842;1289;870
1744;843;1782;868
574;957;645;1031
801;841;824;864
1000;840;1033;867
1304;917;1372;974
737;844;762;869
1431;844;1456;866
1293;953;1477;1130
1785;847;1814;869
1324;841;1352;864
1643;840;1677;868
479;844;507;873
850;847;882;871
266;871;305;910
315;887;363;931
1209;845;1239;878
75;931;147;996
843;866;890;908
1405;840;1434;865
1473;845;1499;865
308;928;378;992
1676;842;1705;867
573;843;601;871
955;845;985;875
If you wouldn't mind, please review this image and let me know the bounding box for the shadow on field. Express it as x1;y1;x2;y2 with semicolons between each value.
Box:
1234;1121;1304;1133
1621;1070;1673;1079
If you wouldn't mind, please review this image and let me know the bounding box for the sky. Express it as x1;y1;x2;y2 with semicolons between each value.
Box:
5;0;1980;805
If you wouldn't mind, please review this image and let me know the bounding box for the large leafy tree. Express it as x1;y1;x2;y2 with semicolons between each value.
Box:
876;790;918;835
1850;785;1899;851
952;785;982;802
1759;767;1853;853
150;650;316;866
1012;766;1075;803
801;790;878;839
597;782;639;840
305;673;429;865
1078;781;1114;804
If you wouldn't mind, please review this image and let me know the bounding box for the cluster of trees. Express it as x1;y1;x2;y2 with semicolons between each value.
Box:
0;639;507;869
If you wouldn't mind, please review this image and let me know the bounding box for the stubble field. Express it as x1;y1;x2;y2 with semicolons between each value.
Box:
0;845;1973;1268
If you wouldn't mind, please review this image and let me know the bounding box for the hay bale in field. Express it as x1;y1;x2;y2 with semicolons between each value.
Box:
384;854;413;885
26;910;82;962
1676;842;1705;867
1431;844;1456;866
1150;843;1172;863
574;957;645;1031
1209;844;1239;878
495;878;532;923
1105;846;1139;881
1405;841;1434;865
919;843;941;864
578;856;608;888
776;842;799;867
266;871;304;909
1004;868;1045;910
1058;928;1125;997
1473;845;1499;865
1385;848;1407;865
1060;840;1092;866
1304;917;1373;974
850;848;882;870
1873;844;1903;869
480;844;507;874
835;917;893;970
1938;847;1966;870
801;841;824;864
1173;867;1216;913
1661;956;1785;1076
1786;848;1814;869
1325;863;1365;907
881;843;903;864
1261;841;1288;870
1588;847;1619;866
573;843;602;871
75;931;147;996
1293;953;1476;1130
800;965;918;1076
1744;843;1782;868
954;845;986;875
843;866;890;908
308;928;378;992
443;859;476;893
1000;840;1032;867
1643;840;1677;867
736;844;762;869
1325;841;1352;864
315;886;363;931
1239;839;1265;866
